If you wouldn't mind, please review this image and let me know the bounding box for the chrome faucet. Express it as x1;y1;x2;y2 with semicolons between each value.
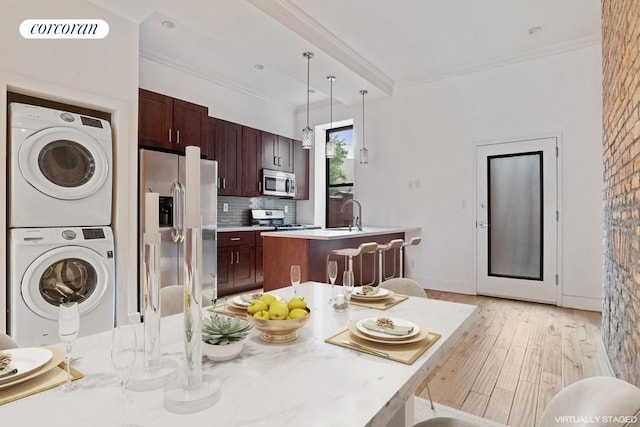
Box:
340;199;362;231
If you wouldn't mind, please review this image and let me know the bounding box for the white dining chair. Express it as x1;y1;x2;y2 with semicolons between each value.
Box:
0;333;19;350
379;278;427;298
379;278;433;409
160;285;184;317
413;376;640;427
160;285;213;317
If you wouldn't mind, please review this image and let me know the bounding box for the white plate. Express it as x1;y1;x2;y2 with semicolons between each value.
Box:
0;347;54;385
356;317;420;340
351;287;391;299
233;294;281;307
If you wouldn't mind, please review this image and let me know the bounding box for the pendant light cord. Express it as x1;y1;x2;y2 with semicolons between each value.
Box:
306;53;311;127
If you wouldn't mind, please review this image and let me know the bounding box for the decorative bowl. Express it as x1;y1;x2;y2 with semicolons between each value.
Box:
246;308;311;343
202;339;245;361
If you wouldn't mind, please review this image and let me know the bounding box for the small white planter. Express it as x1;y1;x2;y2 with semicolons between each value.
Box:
202;340;245;361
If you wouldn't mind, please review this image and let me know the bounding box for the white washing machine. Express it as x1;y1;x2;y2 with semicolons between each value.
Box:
9;227;115;346
9;103;112;227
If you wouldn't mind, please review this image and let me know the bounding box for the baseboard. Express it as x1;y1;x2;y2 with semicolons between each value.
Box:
561;295;602;312
598;338;615;377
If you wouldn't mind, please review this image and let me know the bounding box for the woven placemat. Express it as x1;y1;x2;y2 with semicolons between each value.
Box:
209;304;248;319
0;347;83;405
348;294;408;310
325;327;441;365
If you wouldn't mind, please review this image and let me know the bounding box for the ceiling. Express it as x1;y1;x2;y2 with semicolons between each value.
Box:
93;0;601;109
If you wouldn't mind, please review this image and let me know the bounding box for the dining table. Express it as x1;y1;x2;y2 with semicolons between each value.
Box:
0;281;477;427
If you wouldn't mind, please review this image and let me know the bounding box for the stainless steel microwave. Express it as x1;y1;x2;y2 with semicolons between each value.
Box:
262;169;295;198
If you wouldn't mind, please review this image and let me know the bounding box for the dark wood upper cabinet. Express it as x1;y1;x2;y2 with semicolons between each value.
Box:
293;139;309;200
261;132;293;173
173;98;208;155
138;89;208;154
242;126;261;197
277;136;293;173
261;131;278;170
211;118;242;196
138;89;173;151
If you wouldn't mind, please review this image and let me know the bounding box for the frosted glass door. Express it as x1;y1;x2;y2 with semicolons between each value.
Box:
488;152;542;280
476;137;557;304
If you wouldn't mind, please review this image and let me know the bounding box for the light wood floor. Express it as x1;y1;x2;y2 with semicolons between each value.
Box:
415;291;603;426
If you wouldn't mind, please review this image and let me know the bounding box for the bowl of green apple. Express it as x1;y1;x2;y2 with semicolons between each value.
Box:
246;294;311;343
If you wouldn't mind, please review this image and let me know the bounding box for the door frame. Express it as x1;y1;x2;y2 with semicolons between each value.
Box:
472;133;563;305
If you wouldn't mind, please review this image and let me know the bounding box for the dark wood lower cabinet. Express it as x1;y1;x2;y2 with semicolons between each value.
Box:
255;244;264;284
217;247;234;294
217;231;262;297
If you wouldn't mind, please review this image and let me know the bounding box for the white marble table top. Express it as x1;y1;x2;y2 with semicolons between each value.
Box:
1;282;476;427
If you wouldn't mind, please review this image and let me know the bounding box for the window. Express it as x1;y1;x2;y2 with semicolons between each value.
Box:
326;125;354;228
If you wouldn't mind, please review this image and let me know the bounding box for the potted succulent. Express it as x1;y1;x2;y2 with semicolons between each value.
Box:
201;313;253;361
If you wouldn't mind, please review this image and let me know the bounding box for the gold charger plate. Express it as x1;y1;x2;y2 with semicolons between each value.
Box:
0;346;65;391
350;289;394;301
348;320;430;345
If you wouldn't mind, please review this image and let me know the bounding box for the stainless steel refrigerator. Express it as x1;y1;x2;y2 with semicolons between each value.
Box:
139;148;217;307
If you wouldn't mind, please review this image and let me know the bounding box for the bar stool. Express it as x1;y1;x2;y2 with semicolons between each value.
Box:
326;242;378;286
376;239;404;284
399;237;421;277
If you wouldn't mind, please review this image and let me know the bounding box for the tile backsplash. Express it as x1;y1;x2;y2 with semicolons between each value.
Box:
217;196;296;226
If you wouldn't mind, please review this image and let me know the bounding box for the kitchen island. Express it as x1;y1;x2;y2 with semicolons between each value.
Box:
261;226;420;290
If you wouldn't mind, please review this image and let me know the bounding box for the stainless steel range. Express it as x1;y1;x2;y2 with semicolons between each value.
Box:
250;209;319;231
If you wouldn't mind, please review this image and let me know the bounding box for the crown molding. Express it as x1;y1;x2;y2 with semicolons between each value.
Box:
396;34;602;89
139;48;295;108
246;0;395;96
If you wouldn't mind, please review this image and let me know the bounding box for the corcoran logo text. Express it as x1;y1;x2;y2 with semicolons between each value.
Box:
19;19;109;39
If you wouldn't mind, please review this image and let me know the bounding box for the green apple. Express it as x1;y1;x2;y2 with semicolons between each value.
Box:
287;296;307;311
288;308;308;319
268;301;289;320
253;310;270;320
259;294;277;307
247;300;268;315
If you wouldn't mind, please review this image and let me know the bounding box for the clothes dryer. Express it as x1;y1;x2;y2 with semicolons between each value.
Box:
9;227;115;346
9;103;112;227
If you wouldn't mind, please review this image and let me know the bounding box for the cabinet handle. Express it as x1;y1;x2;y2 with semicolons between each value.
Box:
217;177;220;189
258;181;261;192
230;237;241;241
230;253;234;264
278;156;282;166
235;251;240;264
223;178;226;189
274;155;278;166
168;128;172;143
176;130;180;144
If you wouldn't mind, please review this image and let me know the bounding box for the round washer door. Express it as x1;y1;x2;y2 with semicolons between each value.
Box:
21;246;110;320
18;126;109;200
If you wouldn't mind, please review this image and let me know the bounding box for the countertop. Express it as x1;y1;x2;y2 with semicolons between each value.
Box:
217;225;275;232
260;226;421;240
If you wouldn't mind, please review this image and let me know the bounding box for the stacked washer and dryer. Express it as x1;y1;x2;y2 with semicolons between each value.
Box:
8;103;115;346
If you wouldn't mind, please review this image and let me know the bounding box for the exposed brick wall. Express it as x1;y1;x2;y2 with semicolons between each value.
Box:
602;0;640;385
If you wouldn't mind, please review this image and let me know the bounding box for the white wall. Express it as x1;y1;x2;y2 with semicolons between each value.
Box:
139;57;297;138
299;44;604;311
0;0;140;331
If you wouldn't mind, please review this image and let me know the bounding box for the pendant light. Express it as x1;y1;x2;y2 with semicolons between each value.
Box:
359;89;369;164
301;51;314;149
326;75;336;158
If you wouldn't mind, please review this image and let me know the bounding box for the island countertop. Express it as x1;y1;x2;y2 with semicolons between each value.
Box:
261;226;420;240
